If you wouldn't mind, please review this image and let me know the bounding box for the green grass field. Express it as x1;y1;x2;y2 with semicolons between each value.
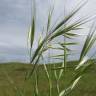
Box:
0;61;96;96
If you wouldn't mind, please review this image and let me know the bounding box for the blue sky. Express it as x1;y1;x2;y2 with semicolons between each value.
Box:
0;0;96;63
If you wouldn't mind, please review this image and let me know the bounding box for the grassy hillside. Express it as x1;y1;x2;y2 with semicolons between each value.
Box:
0;61;96;96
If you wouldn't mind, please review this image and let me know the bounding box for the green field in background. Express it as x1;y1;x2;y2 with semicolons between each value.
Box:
0;61;96;96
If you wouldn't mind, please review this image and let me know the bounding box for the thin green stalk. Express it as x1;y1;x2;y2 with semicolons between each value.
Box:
41;55;52;96
45;64;52;96
64;38;67;73
34;69;39;96
53;64;60;95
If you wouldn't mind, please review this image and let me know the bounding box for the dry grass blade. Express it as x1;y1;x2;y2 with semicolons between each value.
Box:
47;6;54;32
49;18;88;40
52;0;87;32
28;0;36;62
76;20;96;69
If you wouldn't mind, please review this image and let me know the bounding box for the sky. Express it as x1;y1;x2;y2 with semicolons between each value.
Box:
0;0;96;63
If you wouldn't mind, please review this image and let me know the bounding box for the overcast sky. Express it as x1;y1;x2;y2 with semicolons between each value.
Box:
0;0;96;63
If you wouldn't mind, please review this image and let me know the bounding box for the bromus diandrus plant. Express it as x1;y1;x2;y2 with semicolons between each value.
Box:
27;0;96;96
